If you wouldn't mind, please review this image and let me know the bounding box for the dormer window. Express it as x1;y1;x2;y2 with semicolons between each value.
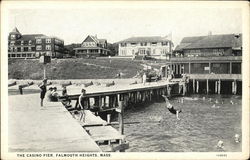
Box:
10;35;16;39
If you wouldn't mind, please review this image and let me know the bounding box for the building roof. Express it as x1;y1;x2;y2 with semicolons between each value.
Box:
10;27;21;34
117;36;171;43
82;35;107;44
18;34;46;41
175;34;242;51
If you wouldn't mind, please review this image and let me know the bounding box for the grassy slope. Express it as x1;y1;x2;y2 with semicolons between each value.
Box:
8;58;143;80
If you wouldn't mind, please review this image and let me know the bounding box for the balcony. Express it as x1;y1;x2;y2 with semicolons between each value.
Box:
169;56;242;62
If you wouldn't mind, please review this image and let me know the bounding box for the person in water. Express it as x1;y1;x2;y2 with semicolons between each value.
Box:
162;95;182;120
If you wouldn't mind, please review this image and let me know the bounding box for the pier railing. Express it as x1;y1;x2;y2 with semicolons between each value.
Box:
186;74;242;80
169;56;242;62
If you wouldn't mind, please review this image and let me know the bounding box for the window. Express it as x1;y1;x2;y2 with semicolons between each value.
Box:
46;45;51;50
36;45;42;50
46;38;51;43
12;54;16;57
17;54;21;57
131;43;136;46
10;41;15;46
193;63;201;68
24;47;28;51
162;42;168;46
27;54;31;57
11;35;15;39
36;39;42;44
121;43;127;47
213;64;220;67
140;43;147;46
151;42;157;45
22;54;26;57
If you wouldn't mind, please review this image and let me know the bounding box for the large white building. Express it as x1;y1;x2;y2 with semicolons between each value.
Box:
117;36;173;59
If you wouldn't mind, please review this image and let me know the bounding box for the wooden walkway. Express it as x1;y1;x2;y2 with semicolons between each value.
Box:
8;94;101;152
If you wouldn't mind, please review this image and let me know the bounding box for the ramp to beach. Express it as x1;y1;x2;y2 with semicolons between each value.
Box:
8;94;101;152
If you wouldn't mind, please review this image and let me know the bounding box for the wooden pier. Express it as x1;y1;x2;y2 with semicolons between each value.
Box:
58;80;180;151
8;94;101;152
8;80;182;152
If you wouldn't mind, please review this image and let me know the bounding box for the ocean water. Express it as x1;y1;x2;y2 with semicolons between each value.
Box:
9;89;242;152
122;94;242;152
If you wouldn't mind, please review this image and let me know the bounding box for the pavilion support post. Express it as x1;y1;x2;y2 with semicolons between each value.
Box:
235;80;237;95
215;81;218;93
196;80;199;93
206;79;209;94
193;79;195;93
189;62;191;74
218;80;221;94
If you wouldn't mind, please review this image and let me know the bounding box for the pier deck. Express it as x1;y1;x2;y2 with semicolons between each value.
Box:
8;94;101;152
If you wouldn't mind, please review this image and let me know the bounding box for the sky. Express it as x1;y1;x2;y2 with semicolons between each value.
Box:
8;4;242;46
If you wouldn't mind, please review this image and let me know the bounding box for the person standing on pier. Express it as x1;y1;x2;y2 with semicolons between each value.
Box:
162;95;182;120
78;89;87;122
39;78;47;107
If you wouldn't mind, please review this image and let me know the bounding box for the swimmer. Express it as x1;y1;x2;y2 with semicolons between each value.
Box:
180;98;184;104
230;100;234;105
162;95;182;120
215;99;219;104
234;134;240;143
202;97;206;100
208;98;212;102
212;104;220;108
216;140;225;150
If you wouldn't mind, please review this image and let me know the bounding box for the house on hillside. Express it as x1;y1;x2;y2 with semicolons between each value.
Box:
74;35;110;58
8;27;65;59
117;36;174;60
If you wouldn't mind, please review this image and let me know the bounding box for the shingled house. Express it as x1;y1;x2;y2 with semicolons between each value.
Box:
174;34;242;57
74;35;109;58
161;33;242;94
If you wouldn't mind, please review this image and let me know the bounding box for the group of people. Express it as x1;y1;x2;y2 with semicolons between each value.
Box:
39;78;69;107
